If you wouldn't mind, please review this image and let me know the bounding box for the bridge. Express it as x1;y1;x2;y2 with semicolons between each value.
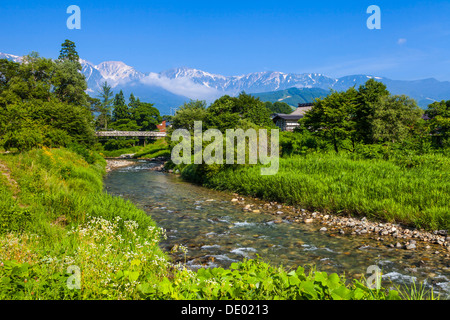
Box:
96;131;167;138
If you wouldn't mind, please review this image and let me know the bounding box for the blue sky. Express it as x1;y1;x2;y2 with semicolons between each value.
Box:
1;0;450;80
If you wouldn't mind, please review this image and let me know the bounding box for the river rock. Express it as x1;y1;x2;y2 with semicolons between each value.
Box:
405;243;416;250
304;219;314;224
320;227;327;232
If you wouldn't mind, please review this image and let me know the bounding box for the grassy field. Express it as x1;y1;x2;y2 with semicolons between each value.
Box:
0;148;433;300
182;152;450;231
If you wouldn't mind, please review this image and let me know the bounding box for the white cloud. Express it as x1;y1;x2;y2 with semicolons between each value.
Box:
139;73;222;102
397;38;407;45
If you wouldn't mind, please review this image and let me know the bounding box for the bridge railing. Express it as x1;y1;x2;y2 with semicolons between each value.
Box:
95;131;167;138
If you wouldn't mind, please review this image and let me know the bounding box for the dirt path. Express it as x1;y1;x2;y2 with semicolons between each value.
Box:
0;159;19;198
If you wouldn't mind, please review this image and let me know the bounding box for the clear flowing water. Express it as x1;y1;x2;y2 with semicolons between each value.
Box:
104;160;450;298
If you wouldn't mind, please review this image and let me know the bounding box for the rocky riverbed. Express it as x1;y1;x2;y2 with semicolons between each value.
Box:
229;194;450;257
105;159;136;172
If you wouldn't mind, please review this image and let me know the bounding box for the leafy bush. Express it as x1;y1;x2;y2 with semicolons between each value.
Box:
0;205;31;235
103;139;139;151
138;259;401;300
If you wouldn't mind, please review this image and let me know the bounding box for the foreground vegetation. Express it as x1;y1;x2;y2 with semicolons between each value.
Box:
0;148;417;300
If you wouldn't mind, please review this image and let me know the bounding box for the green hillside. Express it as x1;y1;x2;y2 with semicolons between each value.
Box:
252;87;330;107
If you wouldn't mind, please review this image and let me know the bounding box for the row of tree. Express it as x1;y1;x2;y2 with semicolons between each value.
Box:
92;83;162;132
170;93;274;133
299;79;449;153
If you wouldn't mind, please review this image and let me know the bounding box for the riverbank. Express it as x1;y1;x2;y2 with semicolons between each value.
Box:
226;194;450;255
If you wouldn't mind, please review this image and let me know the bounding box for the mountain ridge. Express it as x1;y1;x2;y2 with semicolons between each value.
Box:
2;52;450;113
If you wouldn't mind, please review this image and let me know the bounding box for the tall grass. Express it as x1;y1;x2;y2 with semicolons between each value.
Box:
133;139;170;159
188;152;450;230
99;139;170;159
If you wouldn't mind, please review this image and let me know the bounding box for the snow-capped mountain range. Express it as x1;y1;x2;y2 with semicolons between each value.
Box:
2;52;450;114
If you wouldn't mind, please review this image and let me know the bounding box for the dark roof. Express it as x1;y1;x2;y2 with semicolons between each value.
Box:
272;113;304;121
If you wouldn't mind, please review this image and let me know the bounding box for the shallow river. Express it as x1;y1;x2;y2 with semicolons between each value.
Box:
104;160;450;298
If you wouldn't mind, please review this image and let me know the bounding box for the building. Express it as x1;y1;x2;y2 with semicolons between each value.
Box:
156;120;166;133
272;103;313;131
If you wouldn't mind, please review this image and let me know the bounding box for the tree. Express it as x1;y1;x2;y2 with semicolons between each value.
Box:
355;79;390;144
0;44;97;151
52;60;88;106
131;101;162;131
424;100;450;147
52;40;88;106
58;39;81;68
171;100;208;131
206;92;274;131
11;53;55;103
96;82;113;130
301;88;359;153
112;90;129;121
371;95;423;144
265;101;293;114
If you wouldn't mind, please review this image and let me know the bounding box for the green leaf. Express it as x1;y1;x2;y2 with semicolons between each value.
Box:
129;271;140;282
331;286;352;300
299;281;318;299
386;290;401;300
288;275;300;286
130;259;141;266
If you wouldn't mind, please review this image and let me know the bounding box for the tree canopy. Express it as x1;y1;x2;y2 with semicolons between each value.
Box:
0;43;96;151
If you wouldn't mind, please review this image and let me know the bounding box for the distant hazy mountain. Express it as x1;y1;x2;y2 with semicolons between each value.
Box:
2;52;450;114
252;87;331;107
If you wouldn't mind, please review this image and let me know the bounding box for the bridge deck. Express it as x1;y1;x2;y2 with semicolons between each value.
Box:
96;131;167;138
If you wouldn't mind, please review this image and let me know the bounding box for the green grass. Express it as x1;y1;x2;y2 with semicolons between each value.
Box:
99;145;145;158
183;152;450;231
99;139;170;159
133;139;170;159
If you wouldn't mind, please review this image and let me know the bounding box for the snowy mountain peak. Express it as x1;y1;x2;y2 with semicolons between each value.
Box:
2;51;449;111
96;61;142;82
0;52;22;63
